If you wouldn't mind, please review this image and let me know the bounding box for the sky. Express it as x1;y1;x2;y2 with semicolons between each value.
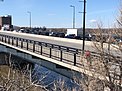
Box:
0;0;120;28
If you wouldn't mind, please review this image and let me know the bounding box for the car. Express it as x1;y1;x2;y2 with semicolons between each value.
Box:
50;32;59;37
80;34;92;41
74;36;82;40
19;29;25;33
24;29;30;33
65;34;76;39
85;34;92;41
58;33;65;38
39;31;49;36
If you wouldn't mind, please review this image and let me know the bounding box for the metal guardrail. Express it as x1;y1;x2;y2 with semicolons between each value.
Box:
0;34;121;65
0;34;82;66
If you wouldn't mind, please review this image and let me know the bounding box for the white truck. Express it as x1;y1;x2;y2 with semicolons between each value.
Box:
66;28;82;36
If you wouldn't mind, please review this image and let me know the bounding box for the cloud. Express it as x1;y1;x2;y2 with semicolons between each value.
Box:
89;19;97;23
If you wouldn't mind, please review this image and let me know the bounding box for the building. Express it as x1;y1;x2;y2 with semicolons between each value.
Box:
0;15;12;30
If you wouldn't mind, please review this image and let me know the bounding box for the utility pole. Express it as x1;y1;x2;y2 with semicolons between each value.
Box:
70;5;75;28
79;0;86;55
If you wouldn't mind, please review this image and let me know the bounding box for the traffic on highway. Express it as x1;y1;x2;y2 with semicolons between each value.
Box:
1;27;122;45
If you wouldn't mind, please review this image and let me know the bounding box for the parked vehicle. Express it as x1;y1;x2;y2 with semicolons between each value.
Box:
40;31;49;36
19;29;25;33
58;33;65;38
85;34;92;40
65;34;76;39
66;29;78;36
50;32;59;37
74;36;82;40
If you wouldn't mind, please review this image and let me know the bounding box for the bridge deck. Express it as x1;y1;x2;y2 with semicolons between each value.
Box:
0;31;121;86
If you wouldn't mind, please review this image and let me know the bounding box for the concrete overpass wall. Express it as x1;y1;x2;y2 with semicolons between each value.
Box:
0;42;78;79
0;41;109;81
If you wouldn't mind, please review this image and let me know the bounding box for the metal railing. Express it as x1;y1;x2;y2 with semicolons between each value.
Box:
0;34;82;66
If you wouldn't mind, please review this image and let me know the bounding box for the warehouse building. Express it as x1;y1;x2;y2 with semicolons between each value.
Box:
0;15;12;30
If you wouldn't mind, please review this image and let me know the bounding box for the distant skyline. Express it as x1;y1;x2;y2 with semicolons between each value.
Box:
0;0;120;28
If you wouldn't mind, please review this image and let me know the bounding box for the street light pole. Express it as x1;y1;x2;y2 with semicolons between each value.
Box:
70;5;75;29
79;0;86;55
27;11;31;29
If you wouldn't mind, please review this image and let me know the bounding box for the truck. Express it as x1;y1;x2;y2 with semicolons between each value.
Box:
66;28;92;40
66;28;82;36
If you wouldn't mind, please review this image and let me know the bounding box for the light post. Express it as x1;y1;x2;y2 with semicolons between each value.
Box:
70;5;75;29
79;0;86;55
27;11;31;29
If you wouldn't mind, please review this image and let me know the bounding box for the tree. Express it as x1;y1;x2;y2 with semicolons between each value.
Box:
72;5;122;91
42;26;46;31
0;53;48;91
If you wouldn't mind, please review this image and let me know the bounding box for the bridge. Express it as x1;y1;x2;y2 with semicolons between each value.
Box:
0;31;121;83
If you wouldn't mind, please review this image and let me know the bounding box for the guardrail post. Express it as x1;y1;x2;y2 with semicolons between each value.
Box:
8;36;10;44
49;47;51;58
12;37;14;45
6;36;8;43
6;36;7;43
74;53;76;66
21;39;23;48
40;45;42;55
3;35;4;42
45;43;47;47
5;35;6;43
1;36;3;42
16;38;18;47
60;50;62;61
39;42;43;55
33;41;35;52
0;34;1;41
9;37;11;44
52;45;54;48
27;40;28;50
67;48;69;52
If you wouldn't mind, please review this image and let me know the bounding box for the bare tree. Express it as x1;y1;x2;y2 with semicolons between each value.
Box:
0;53;49;91
73;5;122;91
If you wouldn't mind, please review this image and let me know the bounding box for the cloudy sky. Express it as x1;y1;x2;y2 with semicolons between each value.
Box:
0;0;120;28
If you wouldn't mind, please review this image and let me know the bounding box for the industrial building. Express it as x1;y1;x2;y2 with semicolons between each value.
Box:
0;15;12;30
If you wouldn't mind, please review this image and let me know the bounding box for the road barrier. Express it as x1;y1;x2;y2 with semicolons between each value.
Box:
0;34;82;66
